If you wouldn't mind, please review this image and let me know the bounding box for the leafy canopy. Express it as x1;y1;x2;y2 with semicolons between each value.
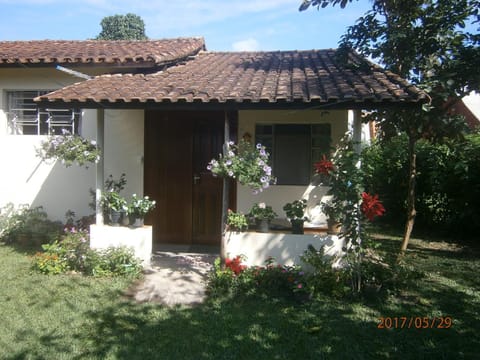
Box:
96;13;148;40
300;0;479;250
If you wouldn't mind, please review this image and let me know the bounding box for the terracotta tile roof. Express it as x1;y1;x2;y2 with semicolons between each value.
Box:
37;49;426;107
0;38;205;66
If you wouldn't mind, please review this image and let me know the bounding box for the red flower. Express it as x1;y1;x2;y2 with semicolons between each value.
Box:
314;155;334;175
225;256;246;275
361;192;386;221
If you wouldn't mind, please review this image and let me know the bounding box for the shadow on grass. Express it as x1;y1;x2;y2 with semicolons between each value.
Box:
38;293;471;360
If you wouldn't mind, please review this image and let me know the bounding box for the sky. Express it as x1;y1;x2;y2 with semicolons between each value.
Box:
0;0;372;51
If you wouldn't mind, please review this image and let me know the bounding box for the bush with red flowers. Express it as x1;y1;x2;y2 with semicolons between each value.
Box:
361;192;386;221
225;255;247;275
315;134;387;294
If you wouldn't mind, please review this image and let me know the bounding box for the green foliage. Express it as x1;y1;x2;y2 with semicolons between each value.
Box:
301;0;480;249
102;190;127;212
96;13;148;40
126;194;156;217
301;245;348;298
207;257;309;301
226;210;248;231
248;202;277;221
31;228;142;277
208;140;275;193
282;199;308;221
0;203;62;246
363;132;480;237
85;247;143;277
36;130;101;168
31;251;68;275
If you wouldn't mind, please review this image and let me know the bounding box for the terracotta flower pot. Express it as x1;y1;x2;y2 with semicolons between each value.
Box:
327;219;342;235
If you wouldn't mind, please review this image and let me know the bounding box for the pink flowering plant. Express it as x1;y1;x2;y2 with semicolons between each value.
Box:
207;140;275;193
36;129;101;168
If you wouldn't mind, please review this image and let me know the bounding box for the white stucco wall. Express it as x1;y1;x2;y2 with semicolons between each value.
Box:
0;68;144;222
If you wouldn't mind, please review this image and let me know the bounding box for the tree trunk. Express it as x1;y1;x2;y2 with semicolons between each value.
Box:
400;135;417;252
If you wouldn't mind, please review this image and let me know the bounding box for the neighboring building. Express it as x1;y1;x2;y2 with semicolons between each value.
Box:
0;39;426;247
450;92;480;129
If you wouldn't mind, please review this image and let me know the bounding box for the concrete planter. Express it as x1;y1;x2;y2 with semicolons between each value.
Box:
225;231;344;267
90;224;152;267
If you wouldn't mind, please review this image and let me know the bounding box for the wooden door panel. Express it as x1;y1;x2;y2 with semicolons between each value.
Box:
145;111;193;244
192;116;224;245
145;110;236;246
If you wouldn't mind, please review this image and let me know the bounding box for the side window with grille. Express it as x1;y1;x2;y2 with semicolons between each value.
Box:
6;90;81;135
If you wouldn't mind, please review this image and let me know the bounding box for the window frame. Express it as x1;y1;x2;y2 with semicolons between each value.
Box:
256;123;332;186
6;90;81;135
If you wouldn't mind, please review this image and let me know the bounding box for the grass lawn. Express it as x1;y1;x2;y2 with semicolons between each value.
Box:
0;234;479;359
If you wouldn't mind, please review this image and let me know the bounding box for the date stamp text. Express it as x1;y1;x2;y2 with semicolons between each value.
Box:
377;316;452;329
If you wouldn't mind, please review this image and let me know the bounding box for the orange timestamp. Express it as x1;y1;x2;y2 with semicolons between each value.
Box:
377;316;453;329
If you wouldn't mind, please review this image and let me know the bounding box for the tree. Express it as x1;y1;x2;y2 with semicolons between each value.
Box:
96;13;148;40
300;0;480;251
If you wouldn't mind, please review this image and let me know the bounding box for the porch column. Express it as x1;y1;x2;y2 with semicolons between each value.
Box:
220;111;231;261
348;109;362;154
96;108;105;225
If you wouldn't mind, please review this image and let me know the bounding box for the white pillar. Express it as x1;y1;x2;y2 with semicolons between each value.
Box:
220;111;231;261
348;109;362;154
96;108;105;225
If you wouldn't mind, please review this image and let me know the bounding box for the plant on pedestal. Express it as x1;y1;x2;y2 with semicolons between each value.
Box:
127;194;156;227
248;202;277;232
226;210;248;232
101;191;127;226
283;199;308;234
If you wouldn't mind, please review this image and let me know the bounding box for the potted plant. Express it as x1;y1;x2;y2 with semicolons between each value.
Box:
102;191;127;226
248;202;277;233
226;209;248;232
127;194;156;227
283;199;308;234
321;197;342;235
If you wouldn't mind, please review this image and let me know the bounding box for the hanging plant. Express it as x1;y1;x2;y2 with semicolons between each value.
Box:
36;129;101;168
207;140;276;193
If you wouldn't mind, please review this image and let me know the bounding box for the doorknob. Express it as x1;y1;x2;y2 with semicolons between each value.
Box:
193;174;201;184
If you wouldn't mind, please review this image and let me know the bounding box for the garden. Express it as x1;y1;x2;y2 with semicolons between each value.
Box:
1;131;479;358
0;230;478;359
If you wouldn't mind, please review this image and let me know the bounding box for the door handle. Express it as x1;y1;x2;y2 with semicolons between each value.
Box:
193;174;201;184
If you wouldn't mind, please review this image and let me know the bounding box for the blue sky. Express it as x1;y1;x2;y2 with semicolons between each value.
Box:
0;0;371;51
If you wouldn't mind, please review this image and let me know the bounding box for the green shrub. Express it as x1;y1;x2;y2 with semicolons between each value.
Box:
85;246;142;278
301;245;348;298
31;251;68;275
363;132;480;238
31;228;142;278
207;256;309;301
0;203;62;246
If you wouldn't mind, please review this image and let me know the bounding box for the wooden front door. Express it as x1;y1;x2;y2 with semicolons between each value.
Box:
144;111;228;245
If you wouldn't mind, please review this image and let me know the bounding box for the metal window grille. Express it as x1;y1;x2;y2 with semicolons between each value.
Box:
6;90;81;135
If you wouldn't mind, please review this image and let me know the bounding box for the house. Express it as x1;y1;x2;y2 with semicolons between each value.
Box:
0;38;426;259
446;92;480;130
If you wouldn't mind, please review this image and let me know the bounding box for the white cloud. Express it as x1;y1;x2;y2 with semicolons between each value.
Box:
232;38;260;51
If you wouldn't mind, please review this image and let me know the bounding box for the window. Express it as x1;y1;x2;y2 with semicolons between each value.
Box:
256;123;331;185
6;90;81;135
